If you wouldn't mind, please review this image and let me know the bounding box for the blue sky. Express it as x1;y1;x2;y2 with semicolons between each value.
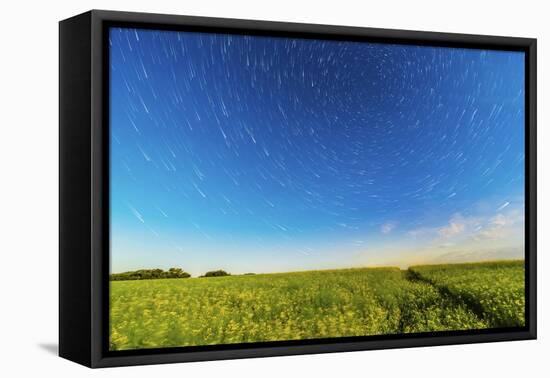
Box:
109;27;525;275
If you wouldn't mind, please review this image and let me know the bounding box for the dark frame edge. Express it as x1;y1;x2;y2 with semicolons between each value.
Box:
93;330;535;368
91;10;107;369
89;9;536;48
59;11;94;367
526;38;537;340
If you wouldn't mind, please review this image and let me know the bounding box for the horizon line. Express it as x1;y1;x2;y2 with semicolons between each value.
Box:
110;257;525;277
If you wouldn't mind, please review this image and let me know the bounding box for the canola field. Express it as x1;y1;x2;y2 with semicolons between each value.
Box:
109;260;525;351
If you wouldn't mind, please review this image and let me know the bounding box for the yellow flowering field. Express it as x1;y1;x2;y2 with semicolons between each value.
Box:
110;260;525;350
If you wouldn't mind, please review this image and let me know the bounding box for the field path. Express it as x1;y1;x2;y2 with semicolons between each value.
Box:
407;261;525;328
404;269;486;323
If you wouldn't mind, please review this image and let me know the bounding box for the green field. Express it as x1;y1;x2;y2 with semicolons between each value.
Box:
110;260;525;351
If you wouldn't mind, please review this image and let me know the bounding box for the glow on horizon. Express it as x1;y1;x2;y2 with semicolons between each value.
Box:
111;200;524;276
109;28;525;276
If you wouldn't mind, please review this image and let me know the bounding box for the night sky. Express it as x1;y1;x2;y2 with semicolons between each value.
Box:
109;27;525;275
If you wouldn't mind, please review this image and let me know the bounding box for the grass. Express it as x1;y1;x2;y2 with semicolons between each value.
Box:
409;260;525;327
109;260;525;351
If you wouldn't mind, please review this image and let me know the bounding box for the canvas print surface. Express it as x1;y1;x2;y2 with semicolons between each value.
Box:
108;27;526;351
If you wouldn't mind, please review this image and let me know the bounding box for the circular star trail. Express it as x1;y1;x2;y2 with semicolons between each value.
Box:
109;27;525;274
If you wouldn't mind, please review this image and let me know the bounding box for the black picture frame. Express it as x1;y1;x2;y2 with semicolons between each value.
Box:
59;9;537;368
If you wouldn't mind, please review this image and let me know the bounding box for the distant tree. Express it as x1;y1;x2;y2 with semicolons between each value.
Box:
110;268;191;281
243;273;255;275
167;267;191;279
200;270;230;278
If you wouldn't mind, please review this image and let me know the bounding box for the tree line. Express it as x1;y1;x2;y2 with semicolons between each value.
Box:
109;268;238;281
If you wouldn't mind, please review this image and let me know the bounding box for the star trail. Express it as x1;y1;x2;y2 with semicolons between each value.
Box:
109;27;525;275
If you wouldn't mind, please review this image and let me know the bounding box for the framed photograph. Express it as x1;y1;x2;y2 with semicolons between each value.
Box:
59;10;536;368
